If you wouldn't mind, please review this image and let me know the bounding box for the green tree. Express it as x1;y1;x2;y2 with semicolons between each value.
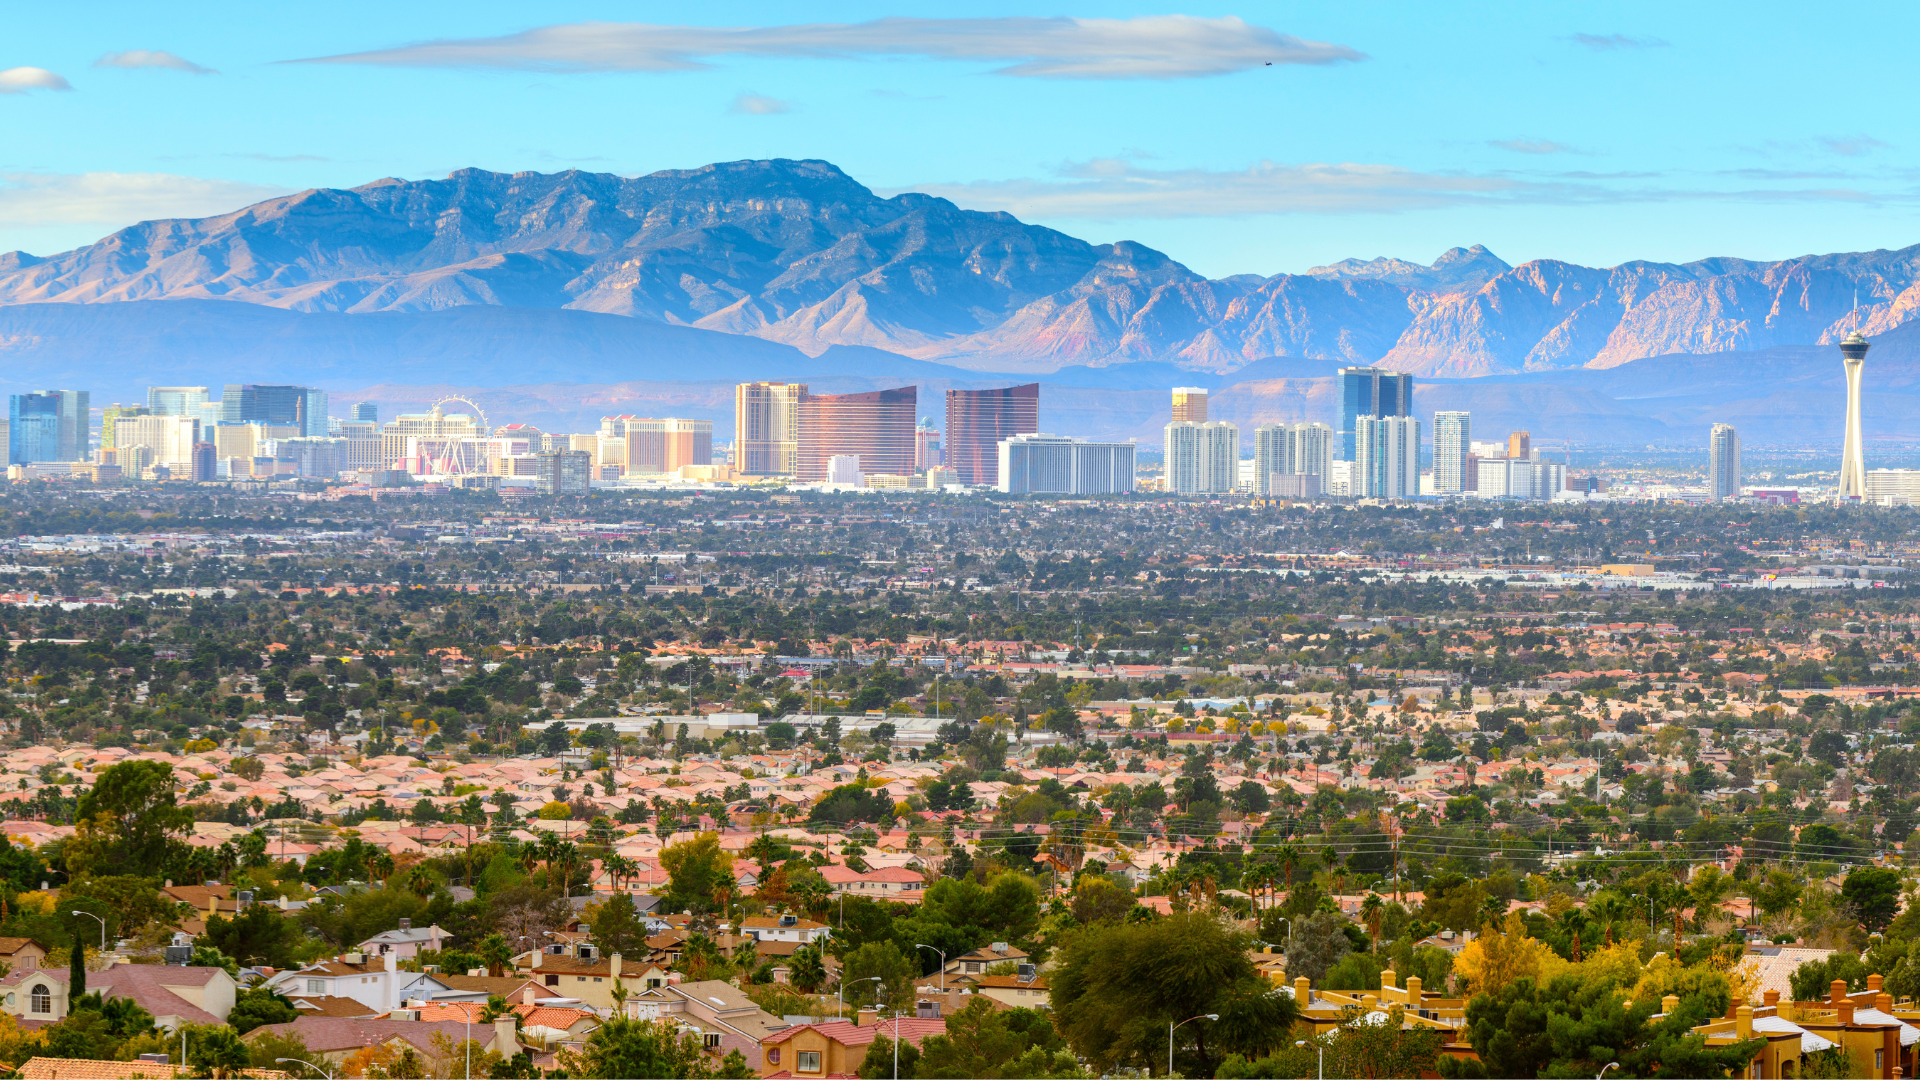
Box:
659;833;736;915
916;998;1086;1079
807;784;894;827
201;903;307;970
70;760;195;877
69;938;84;998
227;986;300;1035
789;943;828;993
1842;867;1902;934
857;1034;922;1080
839;941;917;1013
183;1021;252;1078
592;891;647;957
1051;909;1299;1077
558;1015;743;1079
1441;971;1757;1079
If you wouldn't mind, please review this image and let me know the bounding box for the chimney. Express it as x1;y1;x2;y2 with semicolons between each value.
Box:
1405;976;1422;1002
1838;1000;1855;1025
1869;975;1884;993
523;988;537;1006
1737;1005;1753;1040
531;950;541;969
1381;970;1397;990
1661;995;1678;1015
1832;980;1850;1005
398;918;411;931
856;1008;877;1027
1361;994;1378;1013
610;952;621;981
385;953;398;974
1880;993;1893;1012
1764;990;1780;1008
667;972;682;985
493;1017;518;1054
1295;976;1310;1003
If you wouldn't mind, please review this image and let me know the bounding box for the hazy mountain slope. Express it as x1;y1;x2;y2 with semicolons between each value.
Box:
3;160;1920;375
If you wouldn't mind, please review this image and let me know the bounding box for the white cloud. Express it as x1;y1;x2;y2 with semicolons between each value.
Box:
1571;33;1669;50
0;172;291;229
0;67;72;94
1820;135;1889;157
897;159;1906;219
294;16;1364;80
730;92;792;115
94;50;217;74
1490;138;1576;155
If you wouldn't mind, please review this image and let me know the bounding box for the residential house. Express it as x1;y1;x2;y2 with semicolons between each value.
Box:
740;915;830;945
967;972;1049;1010
626;979;788;1065
17;1058;288;1080
268;953;451;1014
759;1014;946;1079
356;921;451;959
942;943;1028;978
0;938;47;972
428;974;549;1004
243;1016;522;1069
510;950;641;1011
0;965;238;1032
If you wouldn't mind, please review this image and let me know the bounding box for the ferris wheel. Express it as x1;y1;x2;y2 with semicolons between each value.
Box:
431;395;491;436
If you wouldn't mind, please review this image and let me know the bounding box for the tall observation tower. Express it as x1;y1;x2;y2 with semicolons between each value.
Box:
1838;330;1870;500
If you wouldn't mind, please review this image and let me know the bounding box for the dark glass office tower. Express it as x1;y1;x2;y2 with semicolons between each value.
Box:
1338;367;1412;460
945;383;1039;486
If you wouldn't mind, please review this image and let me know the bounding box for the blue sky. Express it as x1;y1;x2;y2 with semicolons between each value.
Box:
4;0;1917;278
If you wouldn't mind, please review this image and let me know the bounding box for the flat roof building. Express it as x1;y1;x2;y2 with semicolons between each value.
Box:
796;387;916;482
945;383;1038;487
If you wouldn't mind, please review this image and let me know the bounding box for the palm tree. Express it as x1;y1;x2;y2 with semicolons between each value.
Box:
1589;893;1630;947
1561;908;1590;962
1361;893;1384;952
1277;844;1302;897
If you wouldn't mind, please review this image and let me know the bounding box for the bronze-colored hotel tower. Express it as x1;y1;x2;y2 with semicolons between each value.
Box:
945;383;1039;486
794;386;918;480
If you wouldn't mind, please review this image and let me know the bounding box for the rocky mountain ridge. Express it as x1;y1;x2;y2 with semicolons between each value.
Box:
2;159;1917;377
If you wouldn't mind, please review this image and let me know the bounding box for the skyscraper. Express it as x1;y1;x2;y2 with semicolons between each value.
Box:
915;420;942;472
1171;387;1209;423
618;418;713;476
100;404;149;451
1434;411;1472;494
7;394;61;466
352;401;379;423
1164;421;1239;493
1709;423;1741;501
796;386;917;481
113;415;201;478
734;381;806;477
1338;367;1412;460
996;434;1136;495
149;386;211;416
1354;416;1421;499
946;383;1038;486
1508;431;1531;460
221;384;328;437
1839;331;1870;500
1252;422;1334;494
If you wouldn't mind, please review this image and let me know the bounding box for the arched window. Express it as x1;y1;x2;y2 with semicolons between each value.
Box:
30;985;50;1014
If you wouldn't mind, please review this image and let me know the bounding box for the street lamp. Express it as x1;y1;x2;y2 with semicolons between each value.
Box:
1170;1013;1218;1077
1270;916;1293;954
915;944;947;992
70;911;106;953
276;1058;334;1080
1598;1063;1620;1080
837;976;882;1022
1295;1039;1324;1080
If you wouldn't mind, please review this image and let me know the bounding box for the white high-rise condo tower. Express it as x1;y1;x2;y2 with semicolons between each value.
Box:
1838;331;1870;500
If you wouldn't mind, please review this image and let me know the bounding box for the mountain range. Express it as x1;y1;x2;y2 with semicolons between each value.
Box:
4;159;1919;379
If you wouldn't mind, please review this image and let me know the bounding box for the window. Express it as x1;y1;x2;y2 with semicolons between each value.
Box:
797;1050;821;1072
546;975;559;986
593;977;603;982
306;979;325;995
30;986;49;1014
704;1034;722;1049
577;976;587;982
767;1049;780;1065
1877;1050;1885;1071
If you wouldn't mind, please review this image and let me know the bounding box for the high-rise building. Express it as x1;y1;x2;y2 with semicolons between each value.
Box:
1354;416;1421;499
915;420;943;472
1164;421;1239;493
1477;456;1564;501
946;383;1039;487
221;384;327;437
796;387;916;481
1434;411;1472;494
1252;422;1333;494
1338;367;1412;460
1171;387;1209;423
191;442;217;482
617;418;713;476
826;455;863;485
113;415;201;478
7;394;61;466
380;403;485;470
1508;431;1531;460
996;434;1136;495
100;404;149;450
148;386;212;416
535;450;592;494
734;382;806;477
352;401;379;423
1839;331;1870;499
1709;423;1741;501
